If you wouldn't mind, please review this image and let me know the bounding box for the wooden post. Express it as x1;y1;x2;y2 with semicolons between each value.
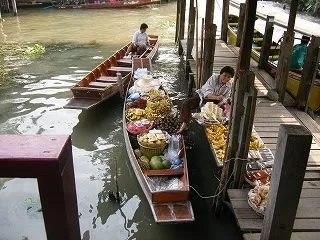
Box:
175;0;181;43
179;0;186;40
275;31;294;101
199;0;215;85
11;0;17;16
260;125;312;240
199;18;204;82
0;135;81;240
258;16;274;70
236;3;245;47
195;0;199;89
201;23;216;86
237;0;257;71
221;0;230;42
117;72;124;99
296;36;320;110
186;0;195;59
275;0;298;102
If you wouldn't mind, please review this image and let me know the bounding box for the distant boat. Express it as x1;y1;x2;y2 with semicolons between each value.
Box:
227;14;320;111
54;0;160;9
64;35;159;110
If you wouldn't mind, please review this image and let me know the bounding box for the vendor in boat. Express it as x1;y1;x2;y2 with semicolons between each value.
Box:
177;66;235;134
289;35;310;72
126;23;151;56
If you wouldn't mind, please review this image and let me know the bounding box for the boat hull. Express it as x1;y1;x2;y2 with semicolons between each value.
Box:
227;21;320;111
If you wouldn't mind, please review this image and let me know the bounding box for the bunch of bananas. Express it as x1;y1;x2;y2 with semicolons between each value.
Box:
206;124;228;162
250;135;264;150
145;98;172;120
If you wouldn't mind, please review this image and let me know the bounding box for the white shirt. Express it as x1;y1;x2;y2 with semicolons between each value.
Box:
196;73;233;106
132;30;149;47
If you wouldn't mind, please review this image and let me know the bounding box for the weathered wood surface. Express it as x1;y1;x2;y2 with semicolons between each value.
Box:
228;188;320;233
243;232;320;240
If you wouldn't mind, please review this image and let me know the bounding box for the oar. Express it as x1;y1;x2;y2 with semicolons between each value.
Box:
108;157;122;203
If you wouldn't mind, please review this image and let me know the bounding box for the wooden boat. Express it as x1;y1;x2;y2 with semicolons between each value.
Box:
54;0;160;9
64;35;159;110
227;14;320;111
122;58;194;223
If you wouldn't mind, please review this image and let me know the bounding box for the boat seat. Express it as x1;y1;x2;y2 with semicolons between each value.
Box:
96;76;118;83
107;66;132;75
116;59;132;67
88;81;113;88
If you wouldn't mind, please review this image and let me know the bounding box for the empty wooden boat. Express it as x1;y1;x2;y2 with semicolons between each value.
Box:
122;58;194;223
64;35;159;110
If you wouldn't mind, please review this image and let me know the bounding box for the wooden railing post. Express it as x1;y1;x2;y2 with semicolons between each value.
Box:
117;72;124;99
179;0;186;40
221;0;230;42
175;0;181;43
260;125;312;240
236;3;245;47
186;0;195;59
296;36;320;110
258;16;274;70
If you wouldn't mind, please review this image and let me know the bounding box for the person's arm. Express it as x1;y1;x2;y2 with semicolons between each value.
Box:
146;34;151;47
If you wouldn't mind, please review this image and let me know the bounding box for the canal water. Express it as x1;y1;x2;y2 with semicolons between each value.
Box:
0;3;242;240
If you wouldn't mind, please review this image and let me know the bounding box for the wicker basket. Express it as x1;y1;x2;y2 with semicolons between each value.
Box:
138;142;167;159
247;189;265;217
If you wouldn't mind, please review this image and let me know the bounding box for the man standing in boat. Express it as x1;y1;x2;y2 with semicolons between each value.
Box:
177;66;235;134
126;23;151;56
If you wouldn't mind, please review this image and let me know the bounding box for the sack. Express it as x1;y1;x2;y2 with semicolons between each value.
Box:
164;134;181;162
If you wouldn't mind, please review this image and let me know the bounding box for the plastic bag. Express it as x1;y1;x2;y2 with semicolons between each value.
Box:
164;134;181;162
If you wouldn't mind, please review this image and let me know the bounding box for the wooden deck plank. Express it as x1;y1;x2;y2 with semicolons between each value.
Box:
243;232;320;240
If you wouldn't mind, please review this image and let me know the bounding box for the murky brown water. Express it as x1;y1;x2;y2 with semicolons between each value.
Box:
0;3;242;240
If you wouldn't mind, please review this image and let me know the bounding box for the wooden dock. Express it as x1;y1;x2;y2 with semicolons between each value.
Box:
180;38;320;238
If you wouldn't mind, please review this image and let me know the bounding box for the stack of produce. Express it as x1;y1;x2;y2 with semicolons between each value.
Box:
248;185;269;216
138;129;169;149
126;108;146;121
153;115;180;134
127;98;147;109
127;119;153;135
205;124;228;162
145;95;172;120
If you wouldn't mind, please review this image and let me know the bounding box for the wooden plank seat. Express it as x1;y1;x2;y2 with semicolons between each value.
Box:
88;81;113;88
96;76;118;83
116;59;132;67
106;66;132;75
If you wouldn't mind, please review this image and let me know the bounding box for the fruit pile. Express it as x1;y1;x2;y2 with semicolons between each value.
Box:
138;129;169;148
145;96;172;120
205;124;228;162
127;98;147;109
250;134;264;150
126;108;146;121
153;115;180;134
127;119;152;135
133;151;175;171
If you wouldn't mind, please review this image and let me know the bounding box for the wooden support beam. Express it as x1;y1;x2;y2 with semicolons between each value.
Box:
116;72;124;99
287;0;299;34
258;16;274;70
11;0;17;16
260;125;312;240
201;23;216;86
221;0;230;42
275;31;294;102
237;0;257;71
296;36;320;110
186;0;195;59
179;0;186;40
235;3;245;47
175;0;181;43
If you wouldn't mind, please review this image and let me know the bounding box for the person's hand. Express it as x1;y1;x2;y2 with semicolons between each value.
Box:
216;95;223;101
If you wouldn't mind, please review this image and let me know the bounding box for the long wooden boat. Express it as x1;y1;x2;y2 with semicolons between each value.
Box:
64;35;159;110
55;0;160;9
122;58;194;223
227;15;320;111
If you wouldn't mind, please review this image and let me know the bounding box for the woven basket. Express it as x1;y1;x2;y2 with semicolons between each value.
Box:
138;142;166;159
247;189;265;217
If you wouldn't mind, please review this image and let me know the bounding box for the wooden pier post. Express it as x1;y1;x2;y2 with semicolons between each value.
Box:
275;0;299;103
260;125;312;240
235;3;245;47
186;0;195;59
179;0;186;41
258;16;274;70
11;0;17;16
221;0;230;42
200;0;215;86
0;135;81;240
117;72;124;99
296;36;320;111
175;0;181;43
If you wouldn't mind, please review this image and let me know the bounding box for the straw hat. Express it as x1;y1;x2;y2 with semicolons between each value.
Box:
134;75;160;92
